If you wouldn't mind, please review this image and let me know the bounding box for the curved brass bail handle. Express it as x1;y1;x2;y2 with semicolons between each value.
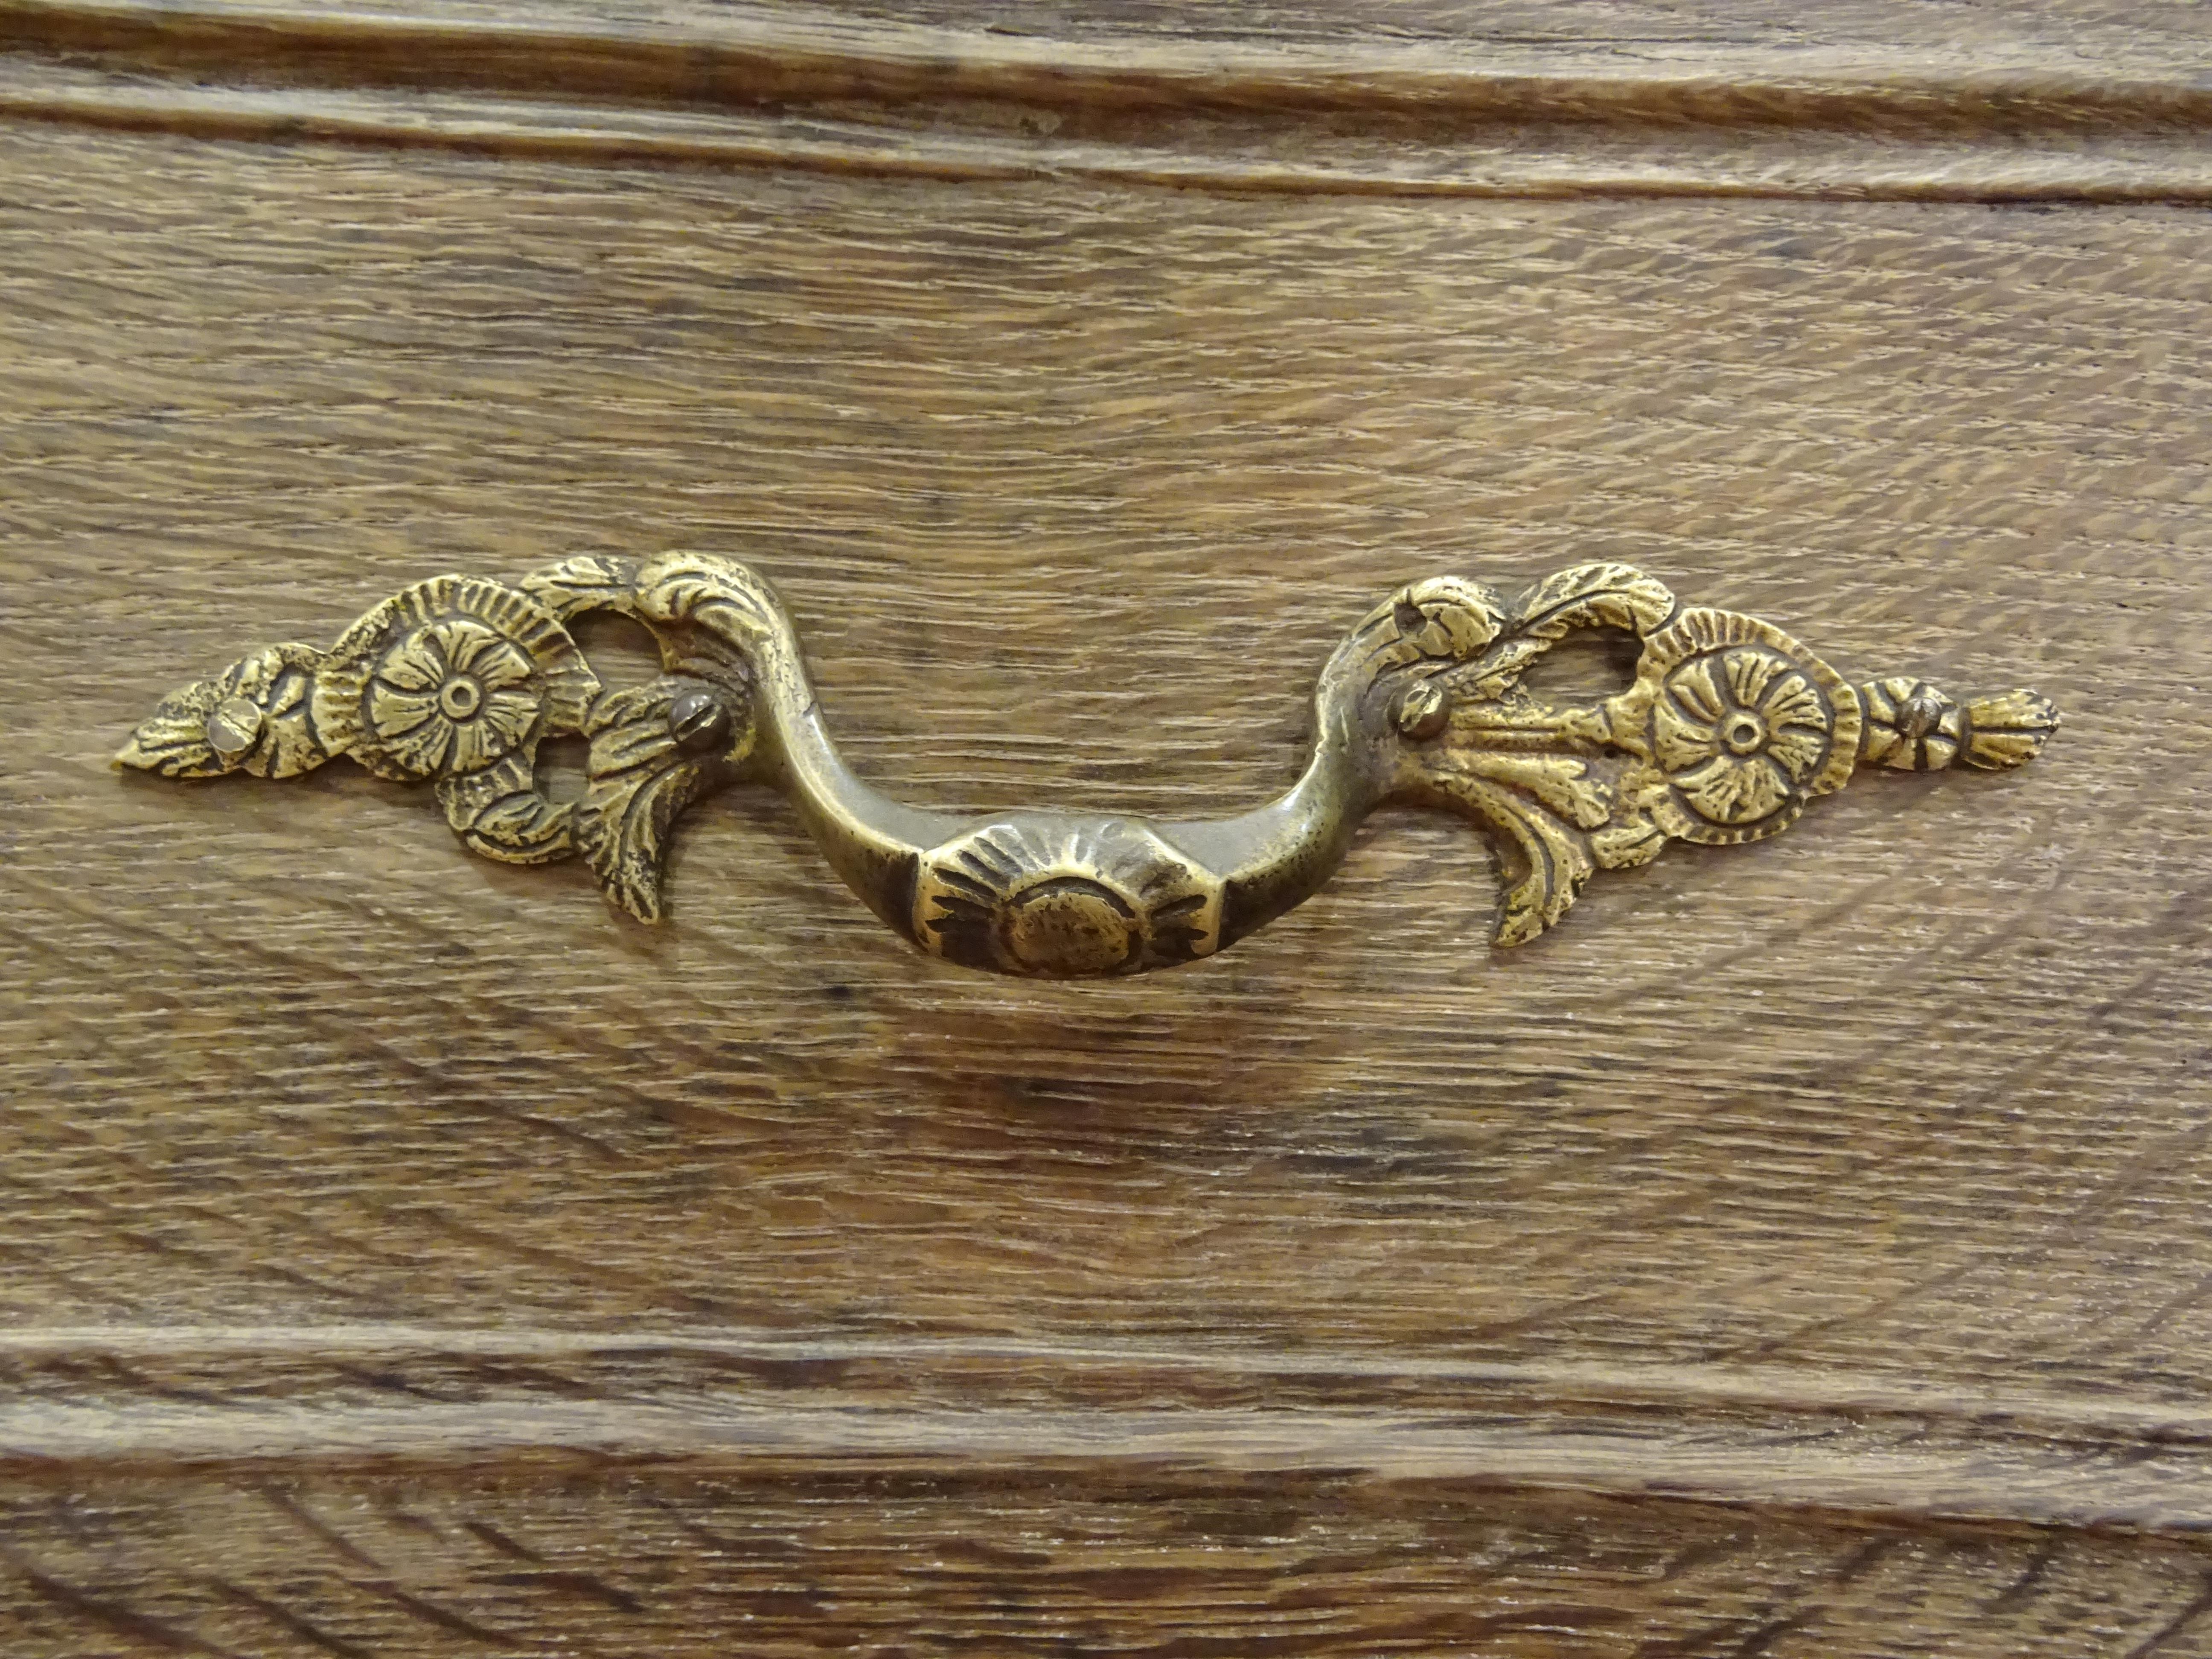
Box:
118;553;2058;978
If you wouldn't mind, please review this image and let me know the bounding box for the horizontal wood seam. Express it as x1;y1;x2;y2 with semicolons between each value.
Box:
9;0;2212;198
6;0;2212;130
11;1329;2212;1537
6;1324;2211;1443
10;61;2212;200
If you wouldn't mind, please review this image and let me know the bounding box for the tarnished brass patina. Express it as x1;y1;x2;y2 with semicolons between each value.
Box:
120;556;2057;977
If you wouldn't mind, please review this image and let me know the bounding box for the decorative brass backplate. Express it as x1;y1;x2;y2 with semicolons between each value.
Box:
119;557;2056;977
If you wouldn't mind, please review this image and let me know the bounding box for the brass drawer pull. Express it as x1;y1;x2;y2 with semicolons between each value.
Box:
119;556;2056;978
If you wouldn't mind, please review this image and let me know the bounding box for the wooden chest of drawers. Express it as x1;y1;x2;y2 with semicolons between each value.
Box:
4;3;2210;1652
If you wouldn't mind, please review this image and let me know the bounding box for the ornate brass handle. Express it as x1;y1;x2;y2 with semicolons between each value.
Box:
120;555;2057;978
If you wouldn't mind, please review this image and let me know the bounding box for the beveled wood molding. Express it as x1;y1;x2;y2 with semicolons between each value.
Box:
9;0;2212;198
10;0;2212;128
119;555;2055;976
9;1326;2212;1537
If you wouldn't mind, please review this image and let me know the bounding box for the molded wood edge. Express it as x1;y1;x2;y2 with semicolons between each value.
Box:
9;56;2212;199
9;1328;2212;1537
6;0;2212;203
5;0;2212;130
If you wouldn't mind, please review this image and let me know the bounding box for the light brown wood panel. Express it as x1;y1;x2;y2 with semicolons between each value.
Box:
8;119;2204;1371
12;1468;2212;1659
3;5;2212;1648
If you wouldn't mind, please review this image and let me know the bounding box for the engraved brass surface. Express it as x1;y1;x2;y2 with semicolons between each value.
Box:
119;557;2057;977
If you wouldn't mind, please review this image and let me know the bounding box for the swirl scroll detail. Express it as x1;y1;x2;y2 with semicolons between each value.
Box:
119;557;2057;978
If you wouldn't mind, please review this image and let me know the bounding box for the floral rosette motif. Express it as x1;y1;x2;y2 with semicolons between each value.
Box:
1633;608;1863;847
120;555;2054;970
314;577;596;781
312;576;600;862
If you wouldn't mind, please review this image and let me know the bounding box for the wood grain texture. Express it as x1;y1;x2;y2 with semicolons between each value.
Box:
13;0;2212;199
17;1469;2212;1659
21;0;2212;104
3;4;2212;1644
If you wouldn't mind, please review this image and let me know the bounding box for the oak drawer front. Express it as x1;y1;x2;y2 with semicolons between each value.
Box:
4;6;2210;1653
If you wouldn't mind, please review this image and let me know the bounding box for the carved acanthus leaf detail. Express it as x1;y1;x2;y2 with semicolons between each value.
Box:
119;554;2057;977
574;677;748;923
117;642;330;780
1391;565;2048;946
